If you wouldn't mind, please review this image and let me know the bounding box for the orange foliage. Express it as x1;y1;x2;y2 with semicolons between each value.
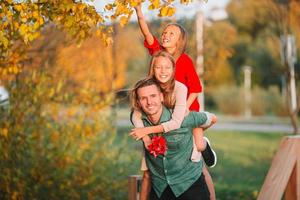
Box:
55;25;143;95
204;21;237;89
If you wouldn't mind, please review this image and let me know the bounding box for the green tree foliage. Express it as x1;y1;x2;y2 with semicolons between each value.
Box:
0;66;140;199
226;0;300;133
227;0;300;87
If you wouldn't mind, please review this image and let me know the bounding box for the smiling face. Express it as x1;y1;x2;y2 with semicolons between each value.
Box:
137;84;163;123
152;56;174;84
161;25;181;50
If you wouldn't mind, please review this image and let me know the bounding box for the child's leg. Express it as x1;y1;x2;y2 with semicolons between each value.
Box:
140;170;151;200
193;127;206;151
193;128;217;168
202;166;216;200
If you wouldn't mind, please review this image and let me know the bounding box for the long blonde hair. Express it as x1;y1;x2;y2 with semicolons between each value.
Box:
148;51;176;109
164;23;187;61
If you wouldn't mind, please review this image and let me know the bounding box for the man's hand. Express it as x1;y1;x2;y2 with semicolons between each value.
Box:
130;127;149;140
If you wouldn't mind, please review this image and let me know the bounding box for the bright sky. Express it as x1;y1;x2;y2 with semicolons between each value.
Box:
91;0;230;20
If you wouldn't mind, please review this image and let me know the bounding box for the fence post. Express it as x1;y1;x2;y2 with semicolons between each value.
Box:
128;175;142;200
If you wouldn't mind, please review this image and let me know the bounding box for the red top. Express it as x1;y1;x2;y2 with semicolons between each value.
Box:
144;37;202;111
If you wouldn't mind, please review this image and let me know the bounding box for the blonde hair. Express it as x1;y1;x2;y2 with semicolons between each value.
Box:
148;51;176;109
164;23;187;61
130;78;162;111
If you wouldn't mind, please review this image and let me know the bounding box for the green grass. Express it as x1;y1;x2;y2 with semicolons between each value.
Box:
118;127;285;200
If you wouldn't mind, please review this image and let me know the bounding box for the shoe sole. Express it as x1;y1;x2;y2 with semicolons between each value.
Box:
204;136;217;168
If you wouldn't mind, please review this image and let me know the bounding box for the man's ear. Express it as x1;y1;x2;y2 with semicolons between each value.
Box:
137;99;142;108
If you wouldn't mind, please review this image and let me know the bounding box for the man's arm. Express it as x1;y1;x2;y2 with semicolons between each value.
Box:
134;4;154;45
181;111;216;129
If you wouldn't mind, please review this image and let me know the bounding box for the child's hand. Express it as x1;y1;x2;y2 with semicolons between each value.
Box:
203;114;217;131
142;135;152;150
134;3;141;11
130;127;149;140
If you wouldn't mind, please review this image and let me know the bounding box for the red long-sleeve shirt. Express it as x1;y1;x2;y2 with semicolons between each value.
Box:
144;37;202;111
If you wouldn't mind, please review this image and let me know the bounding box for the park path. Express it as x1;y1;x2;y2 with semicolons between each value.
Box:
117;119;295;134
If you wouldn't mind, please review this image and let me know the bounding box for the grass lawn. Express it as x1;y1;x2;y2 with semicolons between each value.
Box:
118;127;286;200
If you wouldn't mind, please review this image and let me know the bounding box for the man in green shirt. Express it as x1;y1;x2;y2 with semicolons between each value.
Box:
130;78;215;200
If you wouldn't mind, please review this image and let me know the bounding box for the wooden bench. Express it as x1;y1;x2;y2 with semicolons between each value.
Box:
258;136;300;200
128;175;142;200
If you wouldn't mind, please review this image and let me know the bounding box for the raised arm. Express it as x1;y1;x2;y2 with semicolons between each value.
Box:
134;4;154;45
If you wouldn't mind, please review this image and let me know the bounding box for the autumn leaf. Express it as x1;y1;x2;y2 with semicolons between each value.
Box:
167;7;176;17
119;16;129;27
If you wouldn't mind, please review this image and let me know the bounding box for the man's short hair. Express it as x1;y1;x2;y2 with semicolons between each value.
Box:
130;77;162;111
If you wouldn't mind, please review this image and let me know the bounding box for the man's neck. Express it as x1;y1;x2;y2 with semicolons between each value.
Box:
148;107;163;125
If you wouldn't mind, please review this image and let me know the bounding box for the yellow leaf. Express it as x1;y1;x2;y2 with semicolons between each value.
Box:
130;0;142;7
19;24;27;36
105;4;114;10
33;22;40;29
20;17;27;23
167;7;176;17
13;66;19;74
152;0;160;9
32;11;39;18
0;31;9;48
148;4;155;10
38;17;44;25
119;16;128;27
159;6;168;17
180;0;190;4
1;128;8;138
14;4;22;12
49;88;55;98
13;22;19;29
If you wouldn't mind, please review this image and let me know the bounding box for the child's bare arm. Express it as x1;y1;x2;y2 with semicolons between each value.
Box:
134;4;154;45
186;92;199;109
130;125;164;140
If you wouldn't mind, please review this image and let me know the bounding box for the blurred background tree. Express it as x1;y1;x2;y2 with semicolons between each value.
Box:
226;0;300;133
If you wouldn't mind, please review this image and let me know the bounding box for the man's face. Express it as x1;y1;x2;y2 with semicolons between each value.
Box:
137;84;163;119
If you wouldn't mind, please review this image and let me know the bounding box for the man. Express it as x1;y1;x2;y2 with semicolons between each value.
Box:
130;78;215;200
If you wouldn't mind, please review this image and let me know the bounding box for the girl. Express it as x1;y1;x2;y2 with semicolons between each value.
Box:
131;51;216;200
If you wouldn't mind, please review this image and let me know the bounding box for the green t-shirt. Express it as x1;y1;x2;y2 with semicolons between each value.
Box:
142;107;208;197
